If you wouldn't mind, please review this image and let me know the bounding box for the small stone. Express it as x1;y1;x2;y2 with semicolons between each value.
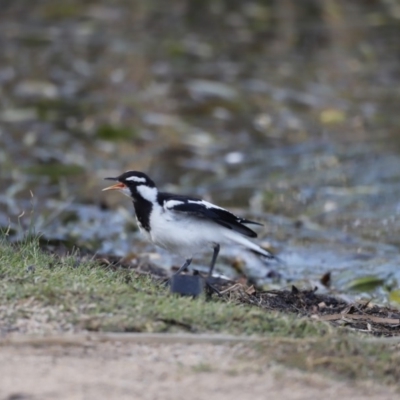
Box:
14;80;59;99
0;108;37;123
170;274;204;297
187;79;238;101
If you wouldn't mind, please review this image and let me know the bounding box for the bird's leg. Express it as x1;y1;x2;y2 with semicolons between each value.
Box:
204;244;222;297
208;244;220;278
174;258;192;275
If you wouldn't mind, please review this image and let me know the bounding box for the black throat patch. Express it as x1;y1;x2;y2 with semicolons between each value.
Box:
133;198;152;231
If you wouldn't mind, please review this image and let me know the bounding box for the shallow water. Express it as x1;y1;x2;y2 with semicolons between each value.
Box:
1;1;400;303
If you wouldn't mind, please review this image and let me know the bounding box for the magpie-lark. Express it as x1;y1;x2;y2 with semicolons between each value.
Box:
102;171;275;278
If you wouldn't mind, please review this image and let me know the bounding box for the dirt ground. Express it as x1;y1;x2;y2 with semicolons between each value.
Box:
0;335;396;400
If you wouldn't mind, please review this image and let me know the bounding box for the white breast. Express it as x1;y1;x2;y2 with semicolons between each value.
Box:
147;204;224;258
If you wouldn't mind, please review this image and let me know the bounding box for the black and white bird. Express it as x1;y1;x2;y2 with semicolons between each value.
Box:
102;171;275;278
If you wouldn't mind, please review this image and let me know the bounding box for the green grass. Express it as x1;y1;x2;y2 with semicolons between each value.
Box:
1;235;400;388
0;237;327;336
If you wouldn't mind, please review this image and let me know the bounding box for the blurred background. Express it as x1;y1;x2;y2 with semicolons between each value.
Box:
1;0;400;301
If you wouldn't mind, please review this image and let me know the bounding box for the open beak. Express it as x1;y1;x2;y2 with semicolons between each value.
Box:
102;178;126;191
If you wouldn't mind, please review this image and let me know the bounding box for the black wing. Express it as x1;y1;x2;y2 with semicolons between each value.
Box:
159;192;262;238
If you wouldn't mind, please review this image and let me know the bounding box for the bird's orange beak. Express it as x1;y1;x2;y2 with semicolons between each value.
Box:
102;182;126;191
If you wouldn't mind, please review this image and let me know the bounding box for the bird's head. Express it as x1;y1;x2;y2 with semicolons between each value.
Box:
102;171;157;201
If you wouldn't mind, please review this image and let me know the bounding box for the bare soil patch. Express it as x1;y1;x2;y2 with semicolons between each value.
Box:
0;337;397;400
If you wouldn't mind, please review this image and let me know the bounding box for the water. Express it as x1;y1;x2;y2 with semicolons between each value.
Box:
1;1;400;303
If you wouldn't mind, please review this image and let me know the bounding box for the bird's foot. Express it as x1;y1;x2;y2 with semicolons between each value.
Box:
205;278;222;298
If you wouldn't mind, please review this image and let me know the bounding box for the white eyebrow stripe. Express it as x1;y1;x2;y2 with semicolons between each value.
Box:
126;176;147;183
164;200;184;209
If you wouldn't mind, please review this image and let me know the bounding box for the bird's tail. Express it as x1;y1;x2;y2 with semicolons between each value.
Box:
224;230;276;260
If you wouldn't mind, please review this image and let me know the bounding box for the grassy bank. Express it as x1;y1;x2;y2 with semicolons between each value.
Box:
0;236;399;388
0;236;326;336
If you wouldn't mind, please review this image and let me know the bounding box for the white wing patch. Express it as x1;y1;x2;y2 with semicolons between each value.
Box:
188;200;225;211
126;176;147;183
137;185;157;202
164;200;184;209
